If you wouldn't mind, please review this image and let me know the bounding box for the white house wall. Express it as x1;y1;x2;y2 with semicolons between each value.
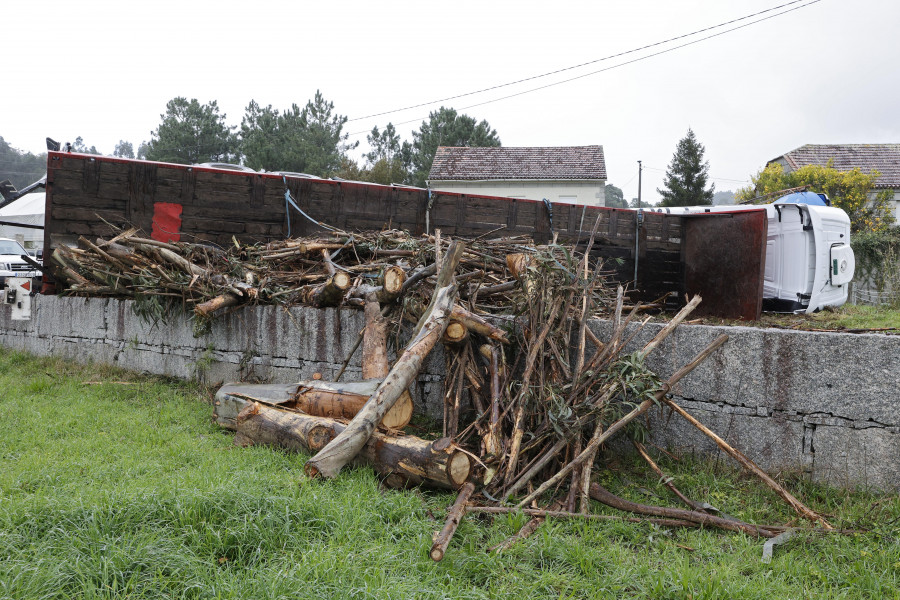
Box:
429;180;606;207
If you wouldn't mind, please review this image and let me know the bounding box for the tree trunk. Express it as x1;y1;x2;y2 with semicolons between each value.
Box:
361;297;413;428
215;378;412;430
234;401;470;490
303;241;465;480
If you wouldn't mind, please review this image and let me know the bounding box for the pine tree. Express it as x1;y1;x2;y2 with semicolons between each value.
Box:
658;129;714;207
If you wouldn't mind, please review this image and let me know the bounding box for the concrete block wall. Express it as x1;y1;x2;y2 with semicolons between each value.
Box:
2;296;898;490
588;321;900;491
0;295;448;418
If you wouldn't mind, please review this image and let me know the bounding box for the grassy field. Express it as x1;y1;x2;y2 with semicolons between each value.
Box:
1;350;898;600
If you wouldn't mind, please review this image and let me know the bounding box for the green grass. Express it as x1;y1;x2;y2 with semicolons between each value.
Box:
689;303;900;332
1;350;898;599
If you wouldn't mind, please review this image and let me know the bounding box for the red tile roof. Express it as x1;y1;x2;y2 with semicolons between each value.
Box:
428;146;606;181
770;144;900;188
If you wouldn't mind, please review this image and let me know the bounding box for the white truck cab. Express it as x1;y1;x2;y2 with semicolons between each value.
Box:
648;192;854;313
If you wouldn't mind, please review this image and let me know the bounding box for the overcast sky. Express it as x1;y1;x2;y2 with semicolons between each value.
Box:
2;0;898;204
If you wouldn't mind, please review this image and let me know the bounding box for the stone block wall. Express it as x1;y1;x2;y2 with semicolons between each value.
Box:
2;296;898;490
588;321;900;491
0;295;448;418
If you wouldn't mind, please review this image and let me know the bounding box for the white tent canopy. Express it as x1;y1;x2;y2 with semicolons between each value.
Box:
0;192;45;247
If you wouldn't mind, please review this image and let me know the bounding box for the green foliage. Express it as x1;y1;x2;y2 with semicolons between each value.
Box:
71;136;101;155
2;351;897;599
405;106;501;187
146;97;239;165
362;123;408;184
850;228;900;306
736;162;896;233
0;136;47;189
630;196;654;209
112;140;134;159
658;128;715;207
604;184;628;208
240;91;358;177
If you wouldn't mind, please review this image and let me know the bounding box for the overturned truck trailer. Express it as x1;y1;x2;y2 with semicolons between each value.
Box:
650;191;855;313
43;152;786;319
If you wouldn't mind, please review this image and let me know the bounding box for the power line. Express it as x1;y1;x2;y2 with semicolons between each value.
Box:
346;0;818;129
348;0;820;138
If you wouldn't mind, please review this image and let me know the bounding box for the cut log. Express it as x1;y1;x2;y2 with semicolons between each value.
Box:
361;297;413;429
449;305;509;344
195;292;242;317
478;344;503;459
378;265;406;303
301;272;352;307
215;379;412;431
442;320;468;345
233;400;471;489
303;241;465;480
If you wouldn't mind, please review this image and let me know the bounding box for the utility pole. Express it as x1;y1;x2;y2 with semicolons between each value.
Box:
637;160;642;208
634;160;643;284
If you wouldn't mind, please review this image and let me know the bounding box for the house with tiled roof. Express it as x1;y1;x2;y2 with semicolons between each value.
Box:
427;146;607;207
767;144;900;220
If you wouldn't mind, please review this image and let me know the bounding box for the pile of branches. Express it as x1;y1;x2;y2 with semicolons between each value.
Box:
48;227;559;330
49;225;835;560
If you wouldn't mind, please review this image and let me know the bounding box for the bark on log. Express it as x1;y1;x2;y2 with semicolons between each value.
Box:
449;305;509;344
303;241;465;479
466;506;698;529
430;482;475;561
361;298;412;428
215;379;412;431
195;292;242;317
233;401;471;490
301;272;352;307
589;483;776;538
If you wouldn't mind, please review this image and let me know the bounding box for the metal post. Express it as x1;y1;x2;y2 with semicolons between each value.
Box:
634;161;643;285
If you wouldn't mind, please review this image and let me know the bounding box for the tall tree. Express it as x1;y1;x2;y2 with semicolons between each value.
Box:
604;183;628;208
146;98;238;165
365;123;401;165
404;107;500;187
240;91;357;176
301;90;358;176
113;140;134;159
240;100;285;171
71;136;100;155
736;162;895;233
658;129;714;207
363;123;407;184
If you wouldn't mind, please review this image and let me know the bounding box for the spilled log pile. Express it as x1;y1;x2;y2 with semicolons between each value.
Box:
49;224;834;560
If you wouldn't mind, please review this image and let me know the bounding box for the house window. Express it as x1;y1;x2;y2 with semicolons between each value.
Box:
558;195;578;204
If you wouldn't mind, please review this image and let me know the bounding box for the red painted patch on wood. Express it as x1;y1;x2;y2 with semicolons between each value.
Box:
151;202;183;242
